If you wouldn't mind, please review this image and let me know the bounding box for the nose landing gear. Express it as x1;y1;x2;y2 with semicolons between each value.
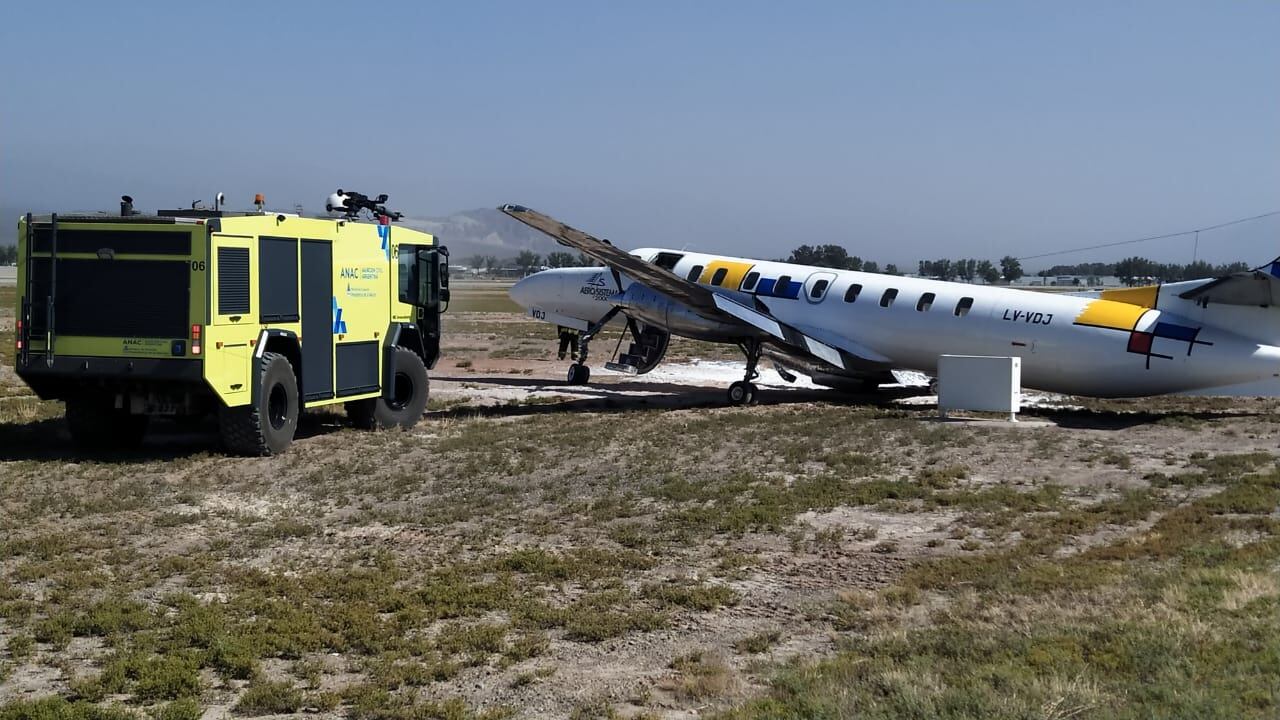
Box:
567;363;591;385
728;338;763;406
563;307;621;386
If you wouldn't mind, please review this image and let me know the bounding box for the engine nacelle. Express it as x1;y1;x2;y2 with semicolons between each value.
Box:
613;283;748;341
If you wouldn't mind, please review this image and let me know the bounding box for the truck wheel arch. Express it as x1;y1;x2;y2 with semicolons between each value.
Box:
254;329;302;407
385;321;437;399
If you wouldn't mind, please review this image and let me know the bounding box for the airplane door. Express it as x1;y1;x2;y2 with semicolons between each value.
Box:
802;272;837;303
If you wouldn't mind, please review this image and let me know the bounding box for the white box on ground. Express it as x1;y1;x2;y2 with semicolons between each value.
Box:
937;355;1021;420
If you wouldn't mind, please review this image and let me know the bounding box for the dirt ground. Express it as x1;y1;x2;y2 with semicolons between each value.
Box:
1;284;1279;719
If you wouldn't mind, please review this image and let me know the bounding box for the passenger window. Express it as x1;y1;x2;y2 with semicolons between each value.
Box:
742;271;760;291
776;275;792;296
687;265;704;282
844;283;862;303
955;297;974;317
880;288;898;308
916;292;935;312
810;278;830;299
711;267;729;286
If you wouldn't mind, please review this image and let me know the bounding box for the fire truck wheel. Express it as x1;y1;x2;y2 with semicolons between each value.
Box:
65;397;148;451
219;352;299;456
347;347;429;430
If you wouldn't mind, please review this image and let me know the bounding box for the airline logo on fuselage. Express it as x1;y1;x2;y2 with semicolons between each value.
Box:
580;272;613;300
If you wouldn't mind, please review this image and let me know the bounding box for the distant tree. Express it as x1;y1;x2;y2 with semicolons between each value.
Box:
882;263;898;276
954;258;978;282
0;245;15;265
545;251;578;268
999;256;1023;284
977;260;1000;285
515;250;542;274
862;260;880;273
483;255;499;271
467;254;486;270
926;259;956;281
1114;256;1157;286
787;244;860;270
578;253;594;267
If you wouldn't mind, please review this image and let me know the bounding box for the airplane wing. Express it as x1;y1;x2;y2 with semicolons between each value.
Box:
1178;262;1280;307
499;205;720;315
499;204;890;372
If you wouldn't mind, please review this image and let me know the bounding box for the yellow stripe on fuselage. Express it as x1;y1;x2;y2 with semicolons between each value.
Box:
1074;299;1148;331
698;259;755;289
1099;284;1159;308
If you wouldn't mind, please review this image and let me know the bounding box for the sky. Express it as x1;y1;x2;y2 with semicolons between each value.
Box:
2;1;1278;269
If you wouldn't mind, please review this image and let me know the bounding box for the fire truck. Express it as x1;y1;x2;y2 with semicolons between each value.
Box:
13;193;449;455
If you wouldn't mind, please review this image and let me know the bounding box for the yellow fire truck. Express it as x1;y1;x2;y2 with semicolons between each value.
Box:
13;196;449;455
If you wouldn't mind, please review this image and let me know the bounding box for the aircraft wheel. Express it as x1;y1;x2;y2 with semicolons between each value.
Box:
567;364;590;385
728;381;752;406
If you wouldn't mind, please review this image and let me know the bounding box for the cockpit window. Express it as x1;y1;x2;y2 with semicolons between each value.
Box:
654;252;684;270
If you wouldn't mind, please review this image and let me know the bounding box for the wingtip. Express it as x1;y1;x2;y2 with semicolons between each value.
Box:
498;204;530;214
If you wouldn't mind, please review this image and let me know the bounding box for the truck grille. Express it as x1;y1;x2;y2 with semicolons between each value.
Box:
29;258;190;338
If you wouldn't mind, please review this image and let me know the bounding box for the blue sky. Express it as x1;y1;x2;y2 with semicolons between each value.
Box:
3;1;1278;268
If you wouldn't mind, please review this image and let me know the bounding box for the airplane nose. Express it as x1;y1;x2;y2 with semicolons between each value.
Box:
509;271;555;309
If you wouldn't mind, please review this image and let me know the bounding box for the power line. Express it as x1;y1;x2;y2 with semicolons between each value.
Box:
1016;209;1280;262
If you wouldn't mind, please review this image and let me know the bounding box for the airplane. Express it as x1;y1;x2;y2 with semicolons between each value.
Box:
500;205;1280;404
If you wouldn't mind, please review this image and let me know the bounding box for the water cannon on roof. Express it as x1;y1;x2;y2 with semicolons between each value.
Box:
325;189;403;221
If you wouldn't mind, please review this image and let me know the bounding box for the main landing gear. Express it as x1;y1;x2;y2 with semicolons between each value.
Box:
728;338;763;406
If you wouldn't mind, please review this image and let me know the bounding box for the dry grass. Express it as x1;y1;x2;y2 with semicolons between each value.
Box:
2;292;1279;717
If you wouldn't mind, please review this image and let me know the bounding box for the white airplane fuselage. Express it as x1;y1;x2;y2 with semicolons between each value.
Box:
510;248;1280;398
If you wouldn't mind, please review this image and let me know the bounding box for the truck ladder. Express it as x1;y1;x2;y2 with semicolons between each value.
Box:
45;213;57;367
18;213;32;367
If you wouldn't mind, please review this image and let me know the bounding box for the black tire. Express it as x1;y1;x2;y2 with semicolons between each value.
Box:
219;352;299;456
727;381;751;406
567;364;590;385
349;347;429;430
65;397;148;451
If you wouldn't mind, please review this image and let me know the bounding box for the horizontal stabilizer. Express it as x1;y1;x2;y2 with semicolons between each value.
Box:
1179;263;1280;307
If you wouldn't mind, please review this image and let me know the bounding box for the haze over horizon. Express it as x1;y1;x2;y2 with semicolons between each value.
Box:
3;1;1277;269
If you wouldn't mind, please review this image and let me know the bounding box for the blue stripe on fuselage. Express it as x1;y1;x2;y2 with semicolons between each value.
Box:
748;277;801;299
776;280;802;299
